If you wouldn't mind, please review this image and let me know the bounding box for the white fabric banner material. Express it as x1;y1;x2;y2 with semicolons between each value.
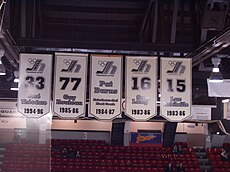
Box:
207;79;230;97
18;53;52;118
125;56;158;121
53;53;87;118
190;105;212;121
90;55;122;120
226;103;230;120
160;58;192;122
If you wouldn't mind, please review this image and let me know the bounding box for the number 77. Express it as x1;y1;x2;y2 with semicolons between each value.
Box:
60;77;81;90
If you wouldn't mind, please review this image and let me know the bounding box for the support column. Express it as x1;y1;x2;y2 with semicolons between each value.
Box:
123;121;130;146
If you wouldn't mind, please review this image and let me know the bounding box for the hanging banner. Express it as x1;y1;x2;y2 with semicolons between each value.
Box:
18;53;52;118
130;132;162;147
90;54;122;120
53;53;87;118
207;79;230;97
125;56;157;120
190;105;212;121
160;58;192;122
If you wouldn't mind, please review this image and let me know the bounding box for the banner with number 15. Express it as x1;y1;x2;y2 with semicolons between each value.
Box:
160;57;192;122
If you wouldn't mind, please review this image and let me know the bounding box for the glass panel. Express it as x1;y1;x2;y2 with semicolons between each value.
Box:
0;113;52;172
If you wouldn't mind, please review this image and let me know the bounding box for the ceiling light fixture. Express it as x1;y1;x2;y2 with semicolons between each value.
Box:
208;57;223;83
222;99;230;103
13;70;19;83
10;82;18;91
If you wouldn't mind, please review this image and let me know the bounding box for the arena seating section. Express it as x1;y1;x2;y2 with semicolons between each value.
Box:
50;140;200;172
1;140;229;172
207;143;230;172
2;143;50;172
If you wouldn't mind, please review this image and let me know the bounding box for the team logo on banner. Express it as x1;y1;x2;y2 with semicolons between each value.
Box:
53;53;87;118
160;58;192;122
18;54;52;118
90;55;122;120
96;60;117;76
125;56;157;121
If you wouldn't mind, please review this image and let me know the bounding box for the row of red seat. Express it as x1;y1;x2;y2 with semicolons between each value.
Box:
1;163;50;172
211;160;230;167
52;139;106;146
50;140;199;171
52;154;197;162
7;143;50;149
207;147;230;170
3;143;51;172
213;167;230;172
207;147;225;154
51;146;194;155
2;141;199;172
5;150;50;157
52;150;196;158
51;158;198;167
51;165;200;172
52;144;193;151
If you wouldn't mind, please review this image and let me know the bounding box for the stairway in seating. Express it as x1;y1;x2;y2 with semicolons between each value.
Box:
194;147;212;172
0;146;6;172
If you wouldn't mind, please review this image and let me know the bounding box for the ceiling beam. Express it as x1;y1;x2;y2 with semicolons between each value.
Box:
43;11;143;21
43;0;147;9
189;27;230;67
15;38;194;53
140;0;154;42
0;1;19;69
151;0;158;43
170;0;178;44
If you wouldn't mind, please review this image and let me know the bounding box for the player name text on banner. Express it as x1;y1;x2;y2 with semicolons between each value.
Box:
160;57;192;122
53;53;88;118
125;56;158;120
90;54;122;120
18;53;52;118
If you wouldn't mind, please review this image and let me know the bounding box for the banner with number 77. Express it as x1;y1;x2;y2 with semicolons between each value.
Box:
53;53;88;118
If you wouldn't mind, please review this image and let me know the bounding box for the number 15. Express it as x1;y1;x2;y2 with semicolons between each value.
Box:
167;79;186;92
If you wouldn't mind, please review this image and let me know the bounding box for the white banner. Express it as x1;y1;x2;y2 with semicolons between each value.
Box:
18;53;52;118
53;53;87;118
160;58;192;122
223;101;230;120
227;103;230;120
90;55;122;120
207;79;230;97
125;56;158;121
190;105;212;121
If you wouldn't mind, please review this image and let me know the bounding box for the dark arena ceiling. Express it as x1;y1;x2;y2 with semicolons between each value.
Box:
0;0;230;108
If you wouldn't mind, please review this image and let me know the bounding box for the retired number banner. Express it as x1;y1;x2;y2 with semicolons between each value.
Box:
53;53;87;118
160;58;192;122
18;53;52;118
90;55;122;120
125;56;158;120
